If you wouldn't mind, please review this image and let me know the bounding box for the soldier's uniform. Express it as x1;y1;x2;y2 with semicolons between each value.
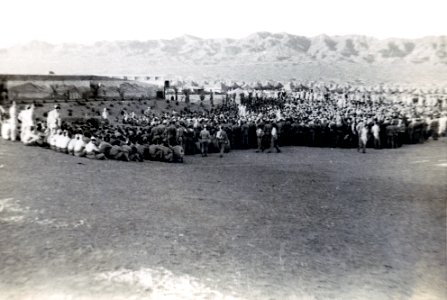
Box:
216;127;229;158
199;127;211;157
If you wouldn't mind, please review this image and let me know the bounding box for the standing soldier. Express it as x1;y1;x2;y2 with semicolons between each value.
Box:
216;125;229;158
199;125;211;157
241;120;249;149
176;121;186;150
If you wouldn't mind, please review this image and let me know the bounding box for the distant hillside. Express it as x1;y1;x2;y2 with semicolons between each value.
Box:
1;32;446;85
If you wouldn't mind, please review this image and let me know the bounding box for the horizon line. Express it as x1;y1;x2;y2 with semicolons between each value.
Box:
2;31;446;48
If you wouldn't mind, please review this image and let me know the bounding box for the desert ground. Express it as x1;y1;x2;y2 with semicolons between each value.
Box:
0;137;446;300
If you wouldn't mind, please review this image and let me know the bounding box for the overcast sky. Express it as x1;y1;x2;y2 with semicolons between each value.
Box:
1;0;445;47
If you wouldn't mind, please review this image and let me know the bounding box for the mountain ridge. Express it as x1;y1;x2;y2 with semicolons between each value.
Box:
1;32;446;84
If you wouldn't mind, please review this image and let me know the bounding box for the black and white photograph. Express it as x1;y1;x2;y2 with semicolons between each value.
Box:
0;0;446;299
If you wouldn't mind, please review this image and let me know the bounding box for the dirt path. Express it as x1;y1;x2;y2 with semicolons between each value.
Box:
0;139;446;299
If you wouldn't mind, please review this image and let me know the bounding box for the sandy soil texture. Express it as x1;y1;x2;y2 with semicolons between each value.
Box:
0;139;446;299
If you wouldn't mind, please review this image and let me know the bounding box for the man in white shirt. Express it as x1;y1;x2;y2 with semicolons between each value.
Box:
102;108;109;120
372;121;381;149
18;104;34;142
67;134;77;155
47;105;61;134
268;123;281;153
22;126;42;146
255;125;264;153
58;131;71;153
357;121;368;153
9;101;18;141
1;119;11;140
49;130;61;150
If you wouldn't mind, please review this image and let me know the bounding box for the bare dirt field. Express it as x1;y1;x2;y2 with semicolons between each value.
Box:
0;138;446;300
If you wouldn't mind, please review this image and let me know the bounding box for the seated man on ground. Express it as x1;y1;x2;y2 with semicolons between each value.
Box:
49;130;61;151
73;134;87;157
85;137;106;160
67;133;77;155
98;135;113;158
22;126;43;146
56;130;70;153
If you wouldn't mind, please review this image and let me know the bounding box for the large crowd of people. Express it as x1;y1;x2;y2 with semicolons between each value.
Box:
0;85;446;162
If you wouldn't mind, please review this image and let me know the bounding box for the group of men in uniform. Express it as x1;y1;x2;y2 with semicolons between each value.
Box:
0;85;446;161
